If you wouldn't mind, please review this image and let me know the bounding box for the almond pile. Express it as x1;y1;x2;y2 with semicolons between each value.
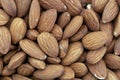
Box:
0;0;120;80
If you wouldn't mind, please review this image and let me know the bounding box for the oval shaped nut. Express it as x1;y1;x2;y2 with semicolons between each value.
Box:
10;18;27;44
104;54;120;69
2;66;15;76
15;0;31;17
60;67;75;80
62;42;84;65
0;0;16;17
46;57;61;64
26;29;39;41
51;24;63;41
62;0;82;16
0;27;11;54
28;57;46;70
0;77;12;80
102;0;119;23
33;65;64;79
86;47;107;64
20;39;46;60
7;51;26;70
83;73;97;80
37;32;59;57
37;9;57;32
0;9;9;25
114;37;120;55
39;0;66;12
17;63;35;76
29;0;40;29
12;74;32;80
82;31;108;50
63;16;83;39
70;25;88;42
82;9;99;31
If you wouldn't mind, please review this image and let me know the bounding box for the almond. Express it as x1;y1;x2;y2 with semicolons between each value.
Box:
114;37;120;55
114;70;120;79
83;73;97;80
62;42;83;65
37;32;59;57
37;9;57;32
82;31;108;50
107;39;116;53
0;58;3;75
2;66;15;76
29;0;40;29
10;18;27;44
19;39;46;60
12;74;32;80
46;57;61;64
0;77;12;80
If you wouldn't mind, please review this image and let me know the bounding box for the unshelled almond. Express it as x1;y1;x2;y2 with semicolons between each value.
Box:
12;74;32;80
46;57;61;64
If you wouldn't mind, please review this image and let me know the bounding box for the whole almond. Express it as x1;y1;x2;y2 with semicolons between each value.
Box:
37;32;59;57
39;0;67;12
63;16;83;39
33;65;64;79
114;37;120;55
37;9;57;32
28;57;46;70
2;66;15;76
7;51;26;70
12;74;32;80
86;47;107;64
0;77;12;80
102;0;119;23
59;67;75;80
82;9;99;31
57;12;71;29
82;31;108;50
29;0;40;29
83;73;97;80
10;18;27;44
62;42;83;65
62;0;82;16
15;0;31;17
0;26;11;54
0;0;17;17
19;39;46;60
46;57;61;64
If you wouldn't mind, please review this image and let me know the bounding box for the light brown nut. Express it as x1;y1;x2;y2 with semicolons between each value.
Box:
12;74;32;80
46;57;61;64
2;66;15;76
83;73;97;80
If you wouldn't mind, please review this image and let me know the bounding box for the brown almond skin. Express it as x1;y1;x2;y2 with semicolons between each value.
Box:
37;32;59;57
102;0;119;23
82;31;108;50
62;0;82;16
0;0;17;17
63;16;83;39
60;67;75;80
10;18;27;44
57;12;71;29
82;9;99;31
46;57;61;64
29;0;40;29
114;70;120;79
2;66;15;76
12;74;32;80
114;37;120;55
0;77;12;80
15;0;31;17
0;58;3;75
62;42;84;65
37;9;57;32
83;73;97;80
33;65;64;79
107;39;116;53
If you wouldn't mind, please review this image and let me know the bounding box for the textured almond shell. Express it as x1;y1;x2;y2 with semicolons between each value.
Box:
12;74;32;80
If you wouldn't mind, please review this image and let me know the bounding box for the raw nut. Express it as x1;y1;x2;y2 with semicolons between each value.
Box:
87;60;107;79
19;39;46;60
82;9;99;31
0;0;17;17
33;65;64;79
63;16;83;39
86;47;107;64
0;27;11;54
70;62;88;77
70;25;88;42
51;24;63;41
92;0;108;13
10;18;27;44
59;67;75;80
102;0;119;23
46;57;61;64
37;32;59;57
17;63;35;76
26;29;39;41
12;74;32;80
29;0;40;29
104;54;120;69
15;0;31;17
2;66;15;76
37;9;57;32
0;58;3;75
7;51;26;70
0;9;9;25
62;42;84;65
0;77;12;80
82;31;108;50
82;73;97;80
62;0;82;16
39;0;67;12
107;39;116;53
57;12;71;29
114;37;120;55
114;70;120;79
